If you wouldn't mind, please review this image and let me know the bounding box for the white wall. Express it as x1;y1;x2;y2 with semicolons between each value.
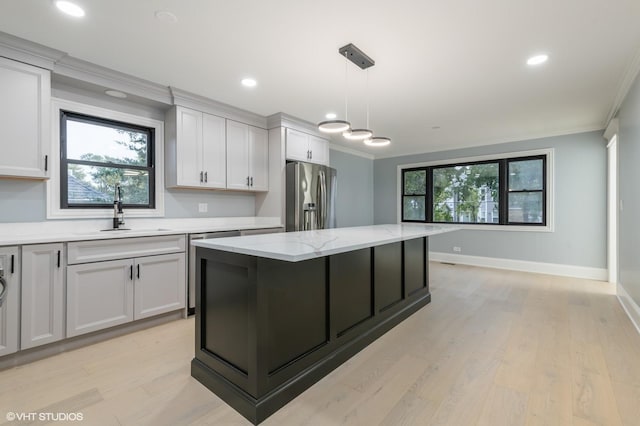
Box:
329;149;374;227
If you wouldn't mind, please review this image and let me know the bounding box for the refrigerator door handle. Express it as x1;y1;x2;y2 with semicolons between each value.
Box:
319;169;327;228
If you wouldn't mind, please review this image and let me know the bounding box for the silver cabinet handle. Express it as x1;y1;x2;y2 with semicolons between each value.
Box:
200;171;203;183
246;176;250;186
250;177;253;187
310;150;313;160
204;172;208;183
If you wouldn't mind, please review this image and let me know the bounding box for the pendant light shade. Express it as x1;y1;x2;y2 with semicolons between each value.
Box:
318;120;351;133
364;136;391;147
343;128;373;140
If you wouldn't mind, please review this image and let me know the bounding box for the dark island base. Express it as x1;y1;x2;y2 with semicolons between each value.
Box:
192;238;430;424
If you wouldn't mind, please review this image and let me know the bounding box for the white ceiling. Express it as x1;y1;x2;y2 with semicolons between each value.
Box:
1;0;639;158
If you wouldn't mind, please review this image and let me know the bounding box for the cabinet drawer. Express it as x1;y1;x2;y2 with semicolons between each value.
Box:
68;235;186;264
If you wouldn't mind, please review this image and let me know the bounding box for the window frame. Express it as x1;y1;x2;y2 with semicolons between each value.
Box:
47;98;165;220
398;149;553;232
60;110;156;210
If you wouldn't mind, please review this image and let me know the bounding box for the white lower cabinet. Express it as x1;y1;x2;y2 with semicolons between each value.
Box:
66;236;186;338
21;243;65;350
66;259;134;337
0;247;20;356
134;253;185;320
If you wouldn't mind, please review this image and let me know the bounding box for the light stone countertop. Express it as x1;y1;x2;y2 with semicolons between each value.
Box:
192;224;459;262
0;217;283;246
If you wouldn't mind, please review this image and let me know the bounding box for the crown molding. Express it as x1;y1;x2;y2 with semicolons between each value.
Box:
606;45;640;125
266;112;325;135
170;87;267;128
54;56;172;105
329;143;375;160
0;31;65;69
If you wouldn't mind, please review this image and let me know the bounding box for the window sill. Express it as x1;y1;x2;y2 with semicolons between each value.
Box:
401;221;553;232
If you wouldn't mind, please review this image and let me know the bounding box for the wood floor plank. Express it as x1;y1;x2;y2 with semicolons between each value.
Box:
476;384;528;426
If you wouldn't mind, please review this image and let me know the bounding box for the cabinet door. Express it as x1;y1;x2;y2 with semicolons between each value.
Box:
308;135;330;166
285;128;310;162
175;106;203;187
226;120;250;190
249;126;269;191
66;259;134;337
0;247;19;357
134;253;186;320
202;113;227;189
0;57;50;179
21;243;64;349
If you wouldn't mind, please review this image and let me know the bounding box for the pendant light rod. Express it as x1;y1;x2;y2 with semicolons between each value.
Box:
344;50;348;122
366;68;370;129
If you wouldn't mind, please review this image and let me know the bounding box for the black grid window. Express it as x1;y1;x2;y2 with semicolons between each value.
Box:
401;154;546;226
60;111;155;209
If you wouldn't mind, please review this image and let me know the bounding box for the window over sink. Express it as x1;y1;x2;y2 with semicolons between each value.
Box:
60;111;155;209
47;98;165;219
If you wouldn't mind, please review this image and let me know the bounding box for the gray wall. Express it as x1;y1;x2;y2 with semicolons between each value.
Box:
0;84;256;223
374;131;607;268
330;149;374;227
618;71;640;304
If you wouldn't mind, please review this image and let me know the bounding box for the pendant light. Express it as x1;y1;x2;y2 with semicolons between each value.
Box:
318;52;352;133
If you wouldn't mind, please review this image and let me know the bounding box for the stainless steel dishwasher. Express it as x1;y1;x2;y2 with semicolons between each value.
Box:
188;231;240;315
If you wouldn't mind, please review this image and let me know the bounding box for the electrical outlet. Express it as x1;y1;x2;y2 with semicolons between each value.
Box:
198;203;208;213
453;246;462;252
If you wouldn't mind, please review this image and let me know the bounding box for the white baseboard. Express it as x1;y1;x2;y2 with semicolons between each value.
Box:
616;282;640;336
429;251;608;281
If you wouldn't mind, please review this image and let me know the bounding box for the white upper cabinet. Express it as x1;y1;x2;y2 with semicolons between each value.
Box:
249;125;269;191
165;106;226;189
202;113;227;188
285;128;329;166
0;57;51;179
226;120;268;191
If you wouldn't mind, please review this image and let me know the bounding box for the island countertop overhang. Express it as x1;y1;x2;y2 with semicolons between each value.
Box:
191;224;459;262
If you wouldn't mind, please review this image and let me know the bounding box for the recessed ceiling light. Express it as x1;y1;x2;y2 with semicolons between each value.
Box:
154;10;178;23
54;1;85;17
325;113;337;119
241;78;257;88
527;54;549;66
104;90;127;99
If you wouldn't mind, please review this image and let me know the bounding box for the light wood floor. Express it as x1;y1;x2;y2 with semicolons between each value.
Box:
1;263;639;425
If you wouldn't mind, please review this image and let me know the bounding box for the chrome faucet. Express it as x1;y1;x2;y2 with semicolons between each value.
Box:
113;184;125;229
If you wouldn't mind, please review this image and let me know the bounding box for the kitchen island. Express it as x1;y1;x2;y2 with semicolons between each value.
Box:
191;224;457;424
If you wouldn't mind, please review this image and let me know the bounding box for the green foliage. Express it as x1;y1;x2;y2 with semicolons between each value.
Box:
68;130;150;205
433;163;498;223
404;170;426;195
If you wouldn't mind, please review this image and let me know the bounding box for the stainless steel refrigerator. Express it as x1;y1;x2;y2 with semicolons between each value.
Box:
286;161;337;231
